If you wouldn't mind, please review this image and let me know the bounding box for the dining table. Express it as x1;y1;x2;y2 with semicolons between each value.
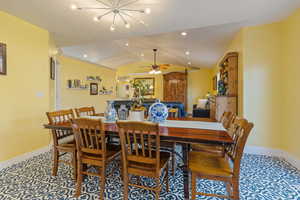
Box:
44;117;233;199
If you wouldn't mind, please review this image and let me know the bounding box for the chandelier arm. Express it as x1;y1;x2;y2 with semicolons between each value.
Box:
119;8;144;13
118;13;128;25
95;0;113;7
118;0;139;9
98;10;114;19
77;7;111;10
113;13;117;25
120;11;141;23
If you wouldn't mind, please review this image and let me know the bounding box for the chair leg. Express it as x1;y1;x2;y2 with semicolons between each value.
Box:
191;172;196;200
226;182;232;198
75;161;83;197
52;148;59;176
172;143;176;176
123;170;129;200
232;179;240;200
72;151;77;180
100;167;106;200
155;177;160;200
165;163;169;193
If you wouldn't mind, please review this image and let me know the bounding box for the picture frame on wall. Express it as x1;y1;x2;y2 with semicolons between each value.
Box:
0;43;7;75
90;83;98;95
133;77;155;95
50;57;55;80
213;75;217;90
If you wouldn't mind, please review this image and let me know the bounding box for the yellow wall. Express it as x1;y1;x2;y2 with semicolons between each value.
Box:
58;56;116;113
0;12;51;161
242;23;283;149
116;62;212;113
281;9;300;159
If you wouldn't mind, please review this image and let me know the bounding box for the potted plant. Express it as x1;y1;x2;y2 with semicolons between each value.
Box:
128;79;150;120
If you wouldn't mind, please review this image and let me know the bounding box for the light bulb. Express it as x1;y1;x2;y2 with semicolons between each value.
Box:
83;54;88;58
144;8;151;14
141;53;144;57
93;16;99;22
71;4;77;10
181;32;187;36
125;23;131;29
149;70;155;74
110;25;115;31
155;70;162;74
185;51;190;55
188;62;192;65
125;43;129;47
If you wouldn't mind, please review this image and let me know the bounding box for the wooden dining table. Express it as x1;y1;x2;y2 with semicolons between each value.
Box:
44;117;233;199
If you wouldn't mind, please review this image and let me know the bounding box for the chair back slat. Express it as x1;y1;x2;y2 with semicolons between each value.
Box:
46;109;75;142
226;118;254;177
72;118;106;162
117;121;160;172
220;111;236;129
75;107;96;117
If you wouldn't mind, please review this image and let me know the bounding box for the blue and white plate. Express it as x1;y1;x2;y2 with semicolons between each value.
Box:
148;101;168;123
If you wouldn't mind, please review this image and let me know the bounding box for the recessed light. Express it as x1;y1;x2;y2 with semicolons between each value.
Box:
83;54;88;58
181;32;187;36
125;43;129;47
185;51;190;55
70;4;77;10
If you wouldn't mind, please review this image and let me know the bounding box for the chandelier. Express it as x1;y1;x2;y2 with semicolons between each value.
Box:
71;0;151;31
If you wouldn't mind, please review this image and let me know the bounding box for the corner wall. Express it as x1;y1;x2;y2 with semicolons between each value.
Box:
0;12;51;161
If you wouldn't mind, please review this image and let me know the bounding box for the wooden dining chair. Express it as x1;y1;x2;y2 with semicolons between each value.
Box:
117;121;171;200
46;109;77;179
75;106;104;118
168;108;179;118
191;112;236;156
71;118;121;199
189;118;254;200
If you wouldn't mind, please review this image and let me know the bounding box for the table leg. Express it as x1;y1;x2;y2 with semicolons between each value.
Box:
182;143;190;200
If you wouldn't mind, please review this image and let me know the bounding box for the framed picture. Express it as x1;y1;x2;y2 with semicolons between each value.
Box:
213;75;217;90
50;57;55;80
90;83;98;95
0;43;7;75
134;77;155;95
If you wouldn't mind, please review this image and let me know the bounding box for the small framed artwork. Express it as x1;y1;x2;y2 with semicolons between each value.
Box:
213;76;217;90
134;77;155;95
50;57;55;80
0;43;7;75
90;83;98;95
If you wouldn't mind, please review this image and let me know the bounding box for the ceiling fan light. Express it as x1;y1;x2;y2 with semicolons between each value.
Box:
93;16;99;22
149;70;155;74
154;70;162;74
185;51;190;55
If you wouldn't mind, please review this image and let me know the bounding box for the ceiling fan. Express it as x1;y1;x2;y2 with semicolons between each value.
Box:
143;49;170;74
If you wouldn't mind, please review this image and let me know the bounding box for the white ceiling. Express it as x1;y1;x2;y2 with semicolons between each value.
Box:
1;0;300;68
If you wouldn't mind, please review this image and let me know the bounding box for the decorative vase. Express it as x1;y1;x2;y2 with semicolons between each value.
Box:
149;100;168;123
129;110;145;121
118;104;128;120
105;100;117;122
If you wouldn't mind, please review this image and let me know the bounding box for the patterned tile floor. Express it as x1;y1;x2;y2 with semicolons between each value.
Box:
0;151;299;200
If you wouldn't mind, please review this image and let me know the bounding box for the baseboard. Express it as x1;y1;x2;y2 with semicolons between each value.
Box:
245;145;300;170
0;145;51;170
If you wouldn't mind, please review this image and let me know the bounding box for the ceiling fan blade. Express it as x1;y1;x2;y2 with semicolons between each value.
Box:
128;72;150;76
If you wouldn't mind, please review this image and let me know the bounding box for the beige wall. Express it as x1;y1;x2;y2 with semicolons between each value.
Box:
0;12;51;161
58;56;116;113
116;62;212;113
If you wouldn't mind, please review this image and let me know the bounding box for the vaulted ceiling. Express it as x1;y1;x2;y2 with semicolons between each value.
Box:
1;0;300;69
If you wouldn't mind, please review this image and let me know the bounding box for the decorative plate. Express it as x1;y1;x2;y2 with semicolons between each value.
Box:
148;101;168;123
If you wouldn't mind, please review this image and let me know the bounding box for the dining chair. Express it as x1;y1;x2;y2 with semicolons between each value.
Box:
191;112;236;156
75;106;104;118
71;118;121;199
189;118;254;200
116;121;171;200
168;108;179;118
46;109;77;179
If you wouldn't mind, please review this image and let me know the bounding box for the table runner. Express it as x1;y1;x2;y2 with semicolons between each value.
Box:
82;116;226;131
